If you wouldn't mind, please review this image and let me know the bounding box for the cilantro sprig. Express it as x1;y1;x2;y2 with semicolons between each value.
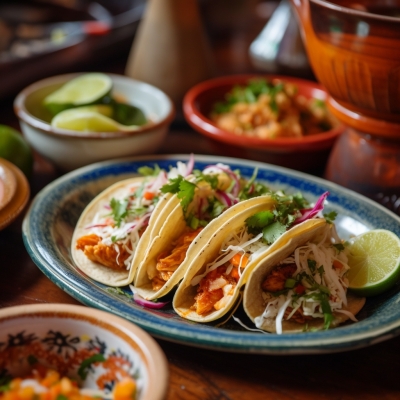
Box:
239;168;271;200
245;192;308;244
110;198;129;228
324;211;337;224
160;176;196;214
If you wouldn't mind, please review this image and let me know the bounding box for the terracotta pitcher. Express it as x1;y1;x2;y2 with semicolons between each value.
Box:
290;0;400;124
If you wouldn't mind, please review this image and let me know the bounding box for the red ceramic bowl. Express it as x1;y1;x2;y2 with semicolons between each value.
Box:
183;74;345;172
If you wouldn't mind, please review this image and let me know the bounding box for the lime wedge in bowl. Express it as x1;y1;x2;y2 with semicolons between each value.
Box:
51;106;140;132
44;73;113;116
347;229;400;296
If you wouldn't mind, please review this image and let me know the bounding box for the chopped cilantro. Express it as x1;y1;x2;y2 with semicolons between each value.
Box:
211;79;286;115
244;192;309;244
177;180;196;213
0;372;12;393
270;98;278;114
161;176;197;213
317;265;325;281
333;243;345;252
262;221;287;244
160;176;183;194
324;211;337;224
110;198;129;227
78;354;106;380
210;199;226;219
239;168;271;200
245;210;275;232
307;259;316;273
284;278;296;289
319;293;334;330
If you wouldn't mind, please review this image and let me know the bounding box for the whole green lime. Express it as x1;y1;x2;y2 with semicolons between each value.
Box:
0;125;34;178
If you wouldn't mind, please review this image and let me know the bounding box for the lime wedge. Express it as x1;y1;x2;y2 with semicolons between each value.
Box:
44;73;113;116
347;229;400;296
51;106;138;132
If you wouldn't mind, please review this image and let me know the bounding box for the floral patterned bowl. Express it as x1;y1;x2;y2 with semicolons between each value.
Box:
0;303;168;399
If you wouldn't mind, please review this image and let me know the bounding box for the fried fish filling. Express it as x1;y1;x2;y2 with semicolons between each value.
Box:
262;263;312;324
151;227;203;291
192;254;248;315
261;264;297;292
76;234;131;271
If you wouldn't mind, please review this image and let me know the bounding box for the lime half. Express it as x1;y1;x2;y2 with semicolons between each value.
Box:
347;229;400;297
44;73;113;115
51;106;138;132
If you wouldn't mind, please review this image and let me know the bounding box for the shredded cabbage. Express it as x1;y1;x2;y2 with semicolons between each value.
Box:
255;224;354;333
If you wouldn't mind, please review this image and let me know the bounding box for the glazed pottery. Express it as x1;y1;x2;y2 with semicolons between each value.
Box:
0;303;168;400
183;74;344;172
14;73;175;172
22;155;400;354
291;0;400;123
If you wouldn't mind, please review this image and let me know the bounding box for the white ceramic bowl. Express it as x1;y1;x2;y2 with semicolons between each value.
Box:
14;73;175;171
0;303;168;400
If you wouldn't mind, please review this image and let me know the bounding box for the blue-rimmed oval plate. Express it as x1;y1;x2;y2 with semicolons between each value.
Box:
22;155;400;354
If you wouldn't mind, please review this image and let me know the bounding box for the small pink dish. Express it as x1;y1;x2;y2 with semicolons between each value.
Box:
0;303;168;400
183;74;345;172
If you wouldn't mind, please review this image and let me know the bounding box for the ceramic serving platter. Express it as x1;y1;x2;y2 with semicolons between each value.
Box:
22;155;400;354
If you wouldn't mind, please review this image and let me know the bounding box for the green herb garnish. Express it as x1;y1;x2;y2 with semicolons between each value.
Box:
333;243;345;252
110;198;129;227
262;221;287;244
176;180;196;213
78;354;106;380
324;211;337;224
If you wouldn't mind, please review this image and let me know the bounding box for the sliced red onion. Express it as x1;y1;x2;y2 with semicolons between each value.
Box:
185;153;195;177
149;170;168;192
216;190;233;208
197;197;204;219
133;292;169;309
85;224;109;229
294;191;329;225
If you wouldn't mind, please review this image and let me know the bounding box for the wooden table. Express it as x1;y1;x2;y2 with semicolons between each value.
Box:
1;3;400;399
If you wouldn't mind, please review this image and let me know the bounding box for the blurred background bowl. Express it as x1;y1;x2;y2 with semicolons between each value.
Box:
183;74;344;173
0;303;168;400
14;72;175;172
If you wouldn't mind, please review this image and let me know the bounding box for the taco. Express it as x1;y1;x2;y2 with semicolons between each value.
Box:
132;163;273;300
71;158;196;286
243;221;366;333
172;191;328;322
